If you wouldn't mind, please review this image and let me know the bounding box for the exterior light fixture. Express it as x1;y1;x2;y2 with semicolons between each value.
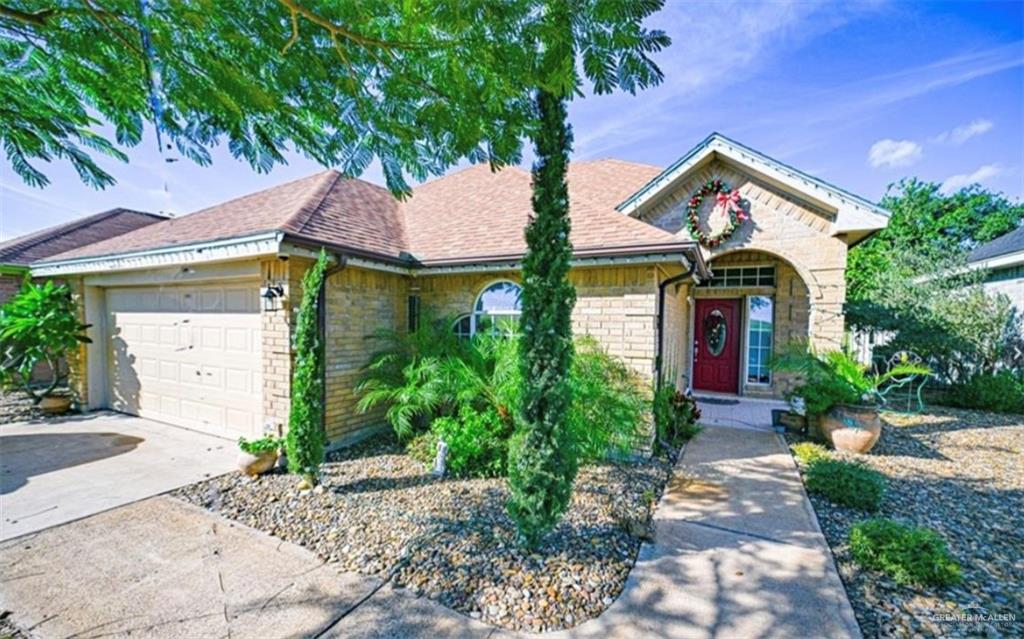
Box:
260;284;285;312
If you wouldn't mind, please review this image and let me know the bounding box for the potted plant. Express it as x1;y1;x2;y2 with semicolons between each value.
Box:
773;345;929;453
0;280;91;414
237;436;282;476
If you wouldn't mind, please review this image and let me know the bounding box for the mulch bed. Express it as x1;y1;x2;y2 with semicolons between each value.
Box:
175;434;676;633
788;408;1024;638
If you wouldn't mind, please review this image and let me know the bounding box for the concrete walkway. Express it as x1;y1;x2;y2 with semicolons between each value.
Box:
1;412;236;541
538;425;861;639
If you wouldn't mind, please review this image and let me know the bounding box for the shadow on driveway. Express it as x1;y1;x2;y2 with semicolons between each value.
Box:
1;432;143;494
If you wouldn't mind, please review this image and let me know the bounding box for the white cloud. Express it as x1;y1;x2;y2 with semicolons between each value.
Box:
867;139;923;168
932;118;993;145
940;164;1001;194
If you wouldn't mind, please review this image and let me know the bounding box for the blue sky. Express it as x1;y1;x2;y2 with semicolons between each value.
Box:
2;0;1022;241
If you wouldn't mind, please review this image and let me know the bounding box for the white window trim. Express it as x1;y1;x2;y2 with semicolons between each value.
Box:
742;294;774;387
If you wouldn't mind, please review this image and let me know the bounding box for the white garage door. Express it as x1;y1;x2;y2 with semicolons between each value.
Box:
105;283;262;439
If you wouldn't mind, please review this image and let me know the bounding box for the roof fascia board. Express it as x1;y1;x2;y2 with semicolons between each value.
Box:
31;231;283;277
0;264;29;276
416;253;693;276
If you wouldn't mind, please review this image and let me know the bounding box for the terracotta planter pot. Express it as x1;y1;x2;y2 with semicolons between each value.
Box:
39;395;72;415
821;404;882;454
237;450;278;476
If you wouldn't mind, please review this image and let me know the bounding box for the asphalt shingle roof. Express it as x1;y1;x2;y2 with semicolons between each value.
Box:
968;226;1024;263
41;160;687;266
0;208;165;266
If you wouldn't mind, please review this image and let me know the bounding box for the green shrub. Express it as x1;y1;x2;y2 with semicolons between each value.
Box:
791;442;830;465
568;337;648;460
406;431;438;467
431;406;511;478
287;251;330;485
772;345;929;421
849;518;961;586
0;279;91;402
238;436;281;455
805;458;886;511
652;379;702;452
940;370;1024;414
359;329;648;467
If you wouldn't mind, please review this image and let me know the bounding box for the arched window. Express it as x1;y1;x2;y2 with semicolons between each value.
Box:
456;280;522;337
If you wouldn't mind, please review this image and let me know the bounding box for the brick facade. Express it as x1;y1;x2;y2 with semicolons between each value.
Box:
322;267;407;443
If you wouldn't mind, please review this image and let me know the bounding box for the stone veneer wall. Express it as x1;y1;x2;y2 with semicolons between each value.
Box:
637;158;848;352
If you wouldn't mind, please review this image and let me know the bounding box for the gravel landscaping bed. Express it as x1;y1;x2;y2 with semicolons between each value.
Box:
175;433;674;632
0;388;72;425
789;408;1024;638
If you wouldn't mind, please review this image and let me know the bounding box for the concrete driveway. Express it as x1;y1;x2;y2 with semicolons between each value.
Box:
0;411;236;541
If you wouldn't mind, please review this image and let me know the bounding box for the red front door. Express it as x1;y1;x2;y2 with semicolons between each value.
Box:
693;298;741;394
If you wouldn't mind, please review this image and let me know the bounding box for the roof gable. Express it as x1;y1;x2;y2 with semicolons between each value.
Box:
617;133;890;240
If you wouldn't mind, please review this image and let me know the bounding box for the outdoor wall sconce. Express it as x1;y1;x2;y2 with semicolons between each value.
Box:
260;283;285;312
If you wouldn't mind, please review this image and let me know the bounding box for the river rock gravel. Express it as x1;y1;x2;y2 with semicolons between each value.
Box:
788;408;1024;638
175;434;674;633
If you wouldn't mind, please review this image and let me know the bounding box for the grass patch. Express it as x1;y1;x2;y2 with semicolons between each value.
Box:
791;441;830;465
805;458;886;511
849;518;961;586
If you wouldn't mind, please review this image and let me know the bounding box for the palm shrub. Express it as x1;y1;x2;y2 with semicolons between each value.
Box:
287;251;330;486
850;518;961;586
772;344;930;421
357;330;648;477
0;279;90;402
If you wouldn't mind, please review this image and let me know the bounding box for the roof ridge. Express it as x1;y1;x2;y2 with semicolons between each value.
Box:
281;170;344;236
0;209;149;258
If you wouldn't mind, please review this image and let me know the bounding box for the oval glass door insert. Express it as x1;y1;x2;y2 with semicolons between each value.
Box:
704;309;727;356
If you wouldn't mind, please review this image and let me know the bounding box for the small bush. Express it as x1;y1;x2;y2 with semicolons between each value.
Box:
849;518;961;586
805;458;886;511
791;442;830;465
653;381;702;452
940;370;1024;414
431;406;510;478
569;337;648;460
238;436;281;455
406;431;438;467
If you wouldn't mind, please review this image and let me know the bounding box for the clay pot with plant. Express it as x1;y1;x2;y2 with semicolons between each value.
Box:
237;436;282;476
0;280;91;414
772;345;929;454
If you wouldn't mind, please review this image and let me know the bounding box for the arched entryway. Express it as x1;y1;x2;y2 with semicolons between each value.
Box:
691;249;811;398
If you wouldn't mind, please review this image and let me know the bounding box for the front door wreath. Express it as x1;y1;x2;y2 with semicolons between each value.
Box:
686;179;749;248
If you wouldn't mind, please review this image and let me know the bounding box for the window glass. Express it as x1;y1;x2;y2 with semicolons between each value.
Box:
453;281;523;338
746;296;773;384
453;314;472;340
703;266;776;288
704;310;728;356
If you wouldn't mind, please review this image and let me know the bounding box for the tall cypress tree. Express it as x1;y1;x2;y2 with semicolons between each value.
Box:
506;0;578;547
287;250;330;486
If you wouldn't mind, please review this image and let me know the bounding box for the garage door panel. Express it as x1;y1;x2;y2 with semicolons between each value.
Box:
106;283;261;439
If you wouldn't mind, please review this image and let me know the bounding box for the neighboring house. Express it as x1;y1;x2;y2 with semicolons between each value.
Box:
0;208;166;303
31;133;889;445
967;226;1024;310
